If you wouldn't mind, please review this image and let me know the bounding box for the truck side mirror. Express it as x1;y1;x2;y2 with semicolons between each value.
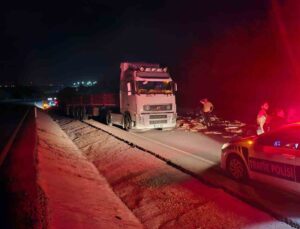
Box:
127;82;132;96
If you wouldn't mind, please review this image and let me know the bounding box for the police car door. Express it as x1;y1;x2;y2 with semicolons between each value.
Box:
250;127;297;193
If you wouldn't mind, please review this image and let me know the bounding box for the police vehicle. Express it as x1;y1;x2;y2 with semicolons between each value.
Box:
221;123;300;194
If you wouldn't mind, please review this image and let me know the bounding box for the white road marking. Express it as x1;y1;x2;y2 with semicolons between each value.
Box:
130;132;216;165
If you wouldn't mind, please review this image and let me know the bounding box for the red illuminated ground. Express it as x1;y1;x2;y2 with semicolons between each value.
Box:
49;111;291;229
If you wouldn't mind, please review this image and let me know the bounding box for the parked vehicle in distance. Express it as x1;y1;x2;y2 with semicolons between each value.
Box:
221;123;300;194
59;62;177;131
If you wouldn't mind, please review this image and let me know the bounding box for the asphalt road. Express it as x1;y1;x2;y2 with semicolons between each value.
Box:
137;128;300;226
0;104;29;154
137;128;224;163
0;104;37;228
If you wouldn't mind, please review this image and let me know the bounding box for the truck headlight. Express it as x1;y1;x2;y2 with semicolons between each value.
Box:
144;105;150;111
166;104;172;110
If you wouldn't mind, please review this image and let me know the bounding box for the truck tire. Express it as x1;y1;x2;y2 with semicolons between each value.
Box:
106;111;112;126
81;107;86;120
99;109;107;124
123;114;131;131
79;107;84;121
70;107;75;118
75;107;79;120
72;107;76;119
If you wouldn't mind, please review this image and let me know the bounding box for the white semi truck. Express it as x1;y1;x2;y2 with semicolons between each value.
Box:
109;62;177;130
60;62;177;131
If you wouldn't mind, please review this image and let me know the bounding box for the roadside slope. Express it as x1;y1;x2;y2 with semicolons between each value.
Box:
36;110;143;229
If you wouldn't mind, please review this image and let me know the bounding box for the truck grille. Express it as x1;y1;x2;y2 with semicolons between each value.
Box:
150;120;168;124
149;115;167;119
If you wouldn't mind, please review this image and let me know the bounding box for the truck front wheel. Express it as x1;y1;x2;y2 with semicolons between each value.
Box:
123;114;131;131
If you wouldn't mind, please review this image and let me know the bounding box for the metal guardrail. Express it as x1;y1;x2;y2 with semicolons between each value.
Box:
0;107;31;168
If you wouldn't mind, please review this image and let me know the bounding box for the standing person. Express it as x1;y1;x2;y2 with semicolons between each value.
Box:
256;102;269;135
200;98;214;127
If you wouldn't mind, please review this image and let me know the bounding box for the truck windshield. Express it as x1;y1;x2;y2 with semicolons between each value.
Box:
136;81;173;94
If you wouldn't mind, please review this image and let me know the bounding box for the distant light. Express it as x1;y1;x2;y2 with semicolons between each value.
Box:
82;81;84;84
73;83;76;86
77;81;80;84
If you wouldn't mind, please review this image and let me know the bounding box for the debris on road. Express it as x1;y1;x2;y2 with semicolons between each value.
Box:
176;115;246;139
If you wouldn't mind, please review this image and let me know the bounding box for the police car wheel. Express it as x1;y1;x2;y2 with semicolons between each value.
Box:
227;156;247;181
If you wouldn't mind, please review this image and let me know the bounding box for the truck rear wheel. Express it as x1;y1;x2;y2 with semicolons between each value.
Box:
82;107;88;120
79;107;83;120
74;107;78;119
106;111;112;126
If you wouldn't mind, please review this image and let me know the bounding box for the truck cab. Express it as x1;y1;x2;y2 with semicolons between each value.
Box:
112;62;177;131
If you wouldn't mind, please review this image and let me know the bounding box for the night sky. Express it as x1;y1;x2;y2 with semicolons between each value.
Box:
1;0;300;120
1;0;268;84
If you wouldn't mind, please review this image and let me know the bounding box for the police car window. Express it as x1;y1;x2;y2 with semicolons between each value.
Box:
257;126;300;149
257;131;282;146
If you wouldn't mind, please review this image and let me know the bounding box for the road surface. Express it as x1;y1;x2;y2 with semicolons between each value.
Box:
0;104;29;156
